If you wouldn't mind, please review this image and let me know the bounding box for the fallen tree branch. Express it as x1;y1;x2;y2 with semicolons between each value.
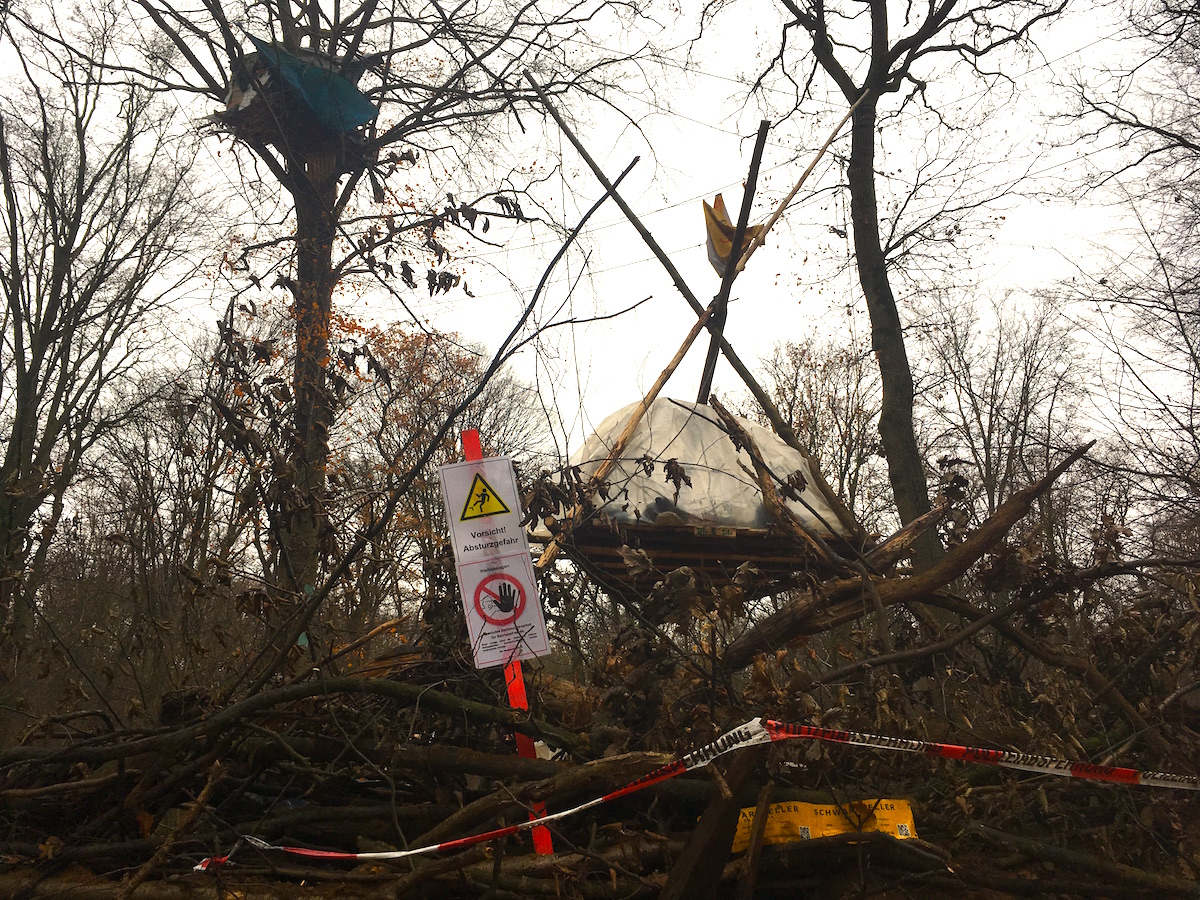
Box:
118;761;223;899
387;847;492;898
864;504;950;571
449;833;676;894
920;591;1177;759
720;443;1094;671
964;820;1200;896
316;617;404;669
808;589;1049;687
919;867;1158;897
413;751;672;848
0;677;585;768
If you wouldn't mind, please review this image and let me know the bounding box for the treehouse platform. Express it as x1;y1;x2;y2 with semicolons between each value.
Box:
530;397;867;599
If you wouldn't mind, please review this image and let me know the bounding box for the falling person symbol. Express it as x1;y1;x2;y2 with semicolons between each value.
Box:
457;473;511;521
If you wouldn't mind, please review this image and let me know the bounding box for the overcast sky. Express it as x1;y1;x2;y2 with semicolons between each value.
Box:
150;0;1138;459
400;0;1137;459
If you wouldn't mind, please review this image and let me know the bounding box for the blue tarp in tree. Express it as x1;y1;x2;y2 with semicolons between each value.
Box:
247;35;378;133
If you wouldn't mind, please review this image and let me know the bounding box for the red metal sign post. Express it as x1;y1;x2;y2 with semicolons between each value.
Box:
461;430;553;855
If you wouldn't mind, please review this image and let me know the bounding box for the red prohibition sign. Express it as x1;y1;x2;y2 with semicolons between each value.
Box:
473;573;526;626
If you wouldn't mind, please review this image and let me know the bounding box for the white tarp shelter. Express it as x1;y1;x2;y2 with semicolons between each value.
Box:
568;398;848;537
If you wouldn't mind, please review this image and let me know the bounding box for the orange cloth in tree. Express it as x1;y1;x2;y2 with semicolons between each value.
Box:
703;193;766;276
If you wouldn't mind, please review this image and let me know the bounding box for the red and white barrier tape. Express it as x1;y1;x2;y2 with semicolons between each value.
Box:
193;720;771;870
194;717;1198;871
760;720;1200;791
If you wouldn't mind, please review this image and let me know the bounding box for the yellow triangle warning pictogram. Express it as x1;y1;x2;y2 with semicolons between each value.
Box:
459;473;512;521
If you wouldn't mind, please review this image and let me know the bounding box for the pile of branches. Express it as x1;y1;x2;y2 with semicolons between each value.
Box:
2;442;1199;898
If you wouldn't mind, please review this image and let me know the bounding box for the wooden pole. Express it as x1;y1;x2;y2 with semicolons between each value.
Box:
461;429;553;855
736;779;774;900
697;119;770;404
660;745;768;900
732;90;871;276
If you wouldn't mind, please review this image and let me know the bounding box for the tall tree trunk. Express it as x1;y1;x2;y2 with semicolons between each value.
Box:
847;99;941;569
0;504;32;670
0;374;49;665
280;155;339;604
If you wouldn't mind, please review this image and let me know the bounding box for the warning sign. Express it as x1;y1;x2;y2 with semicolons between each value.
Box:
438;456;550;668
730;799;917;852
440;458;526;566
459;473;512;521
456;554;548;666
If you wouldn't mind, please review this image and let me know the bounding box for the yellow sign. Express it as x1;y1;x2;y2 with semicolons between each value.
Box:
731;799;917;852
459;473;512;521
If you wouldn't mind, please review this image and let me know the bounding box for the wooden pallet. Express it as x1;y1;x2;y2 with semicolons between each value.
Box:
540;519;847;600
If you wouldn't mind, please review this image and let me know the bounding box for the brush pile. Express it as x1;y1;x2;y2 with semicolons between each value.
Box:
1;442;1199;899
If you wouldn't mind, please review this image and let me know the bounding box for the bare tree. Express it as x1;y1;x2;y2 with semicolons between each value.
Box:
76;0;655;653
756;335;891;531
1067;218;1200;550
11;318;545;722
1070;0;1200;552
27;356;261;723
920;292;1081;517
316;324;548;641
0;7;203;667
699;0;1066;568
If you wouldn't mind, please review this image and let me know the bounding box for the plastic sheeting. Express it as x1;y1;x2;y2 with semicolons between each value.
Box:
247;36;378;133
567;398;847;536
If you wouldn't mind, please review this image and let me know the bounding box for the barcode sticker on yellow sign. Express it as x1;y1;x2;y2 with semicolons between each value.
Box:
731;798;917;852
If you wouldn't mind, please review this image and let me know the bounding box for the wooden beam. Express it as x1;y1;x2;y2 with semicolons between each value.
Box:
698;120;770;404
660;745;767;900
